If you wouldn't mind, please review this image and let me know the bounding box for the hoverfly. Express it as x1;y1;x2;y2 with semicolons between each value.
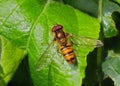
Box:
36;24;103;71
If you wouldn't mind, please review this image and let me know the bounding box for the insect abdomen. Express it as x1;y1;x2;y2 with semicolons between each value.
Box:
59;43;75;64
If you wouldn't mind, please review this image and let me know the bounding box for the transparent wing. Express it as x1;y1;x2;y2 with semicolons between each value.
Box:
69;34;103;48
36;41;57;71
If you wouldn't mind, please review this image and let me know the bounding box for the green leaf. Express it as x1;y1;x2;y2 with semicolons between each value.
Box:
101;0;120;38
102;50;120;86
114;0;120;3
102;36;120;86
28;1;100;86
63;0;98;17
0;79;6;86
0;0;100;86
0;0;47;49
0;65;6;86
0;37;26;85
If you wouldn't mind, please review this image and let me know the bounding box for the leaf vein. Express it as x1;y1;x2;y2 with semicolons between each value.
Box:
26;0;51;49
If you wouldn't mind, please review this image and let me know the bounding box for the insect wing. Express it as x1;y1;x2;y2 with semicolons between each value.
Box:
36;42;57;71
69;34;103;48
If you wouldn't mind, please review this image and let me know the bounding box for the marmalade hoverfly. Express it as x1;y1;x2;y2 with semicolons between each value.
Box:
36;24;103;71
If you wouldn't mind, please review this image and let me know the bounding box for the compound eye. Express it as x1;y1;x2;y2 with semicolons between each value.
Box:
52;25;63;32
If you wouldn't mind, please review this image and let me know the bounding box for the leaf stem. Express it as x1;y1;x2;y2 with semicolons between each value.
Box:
98;0;103;22
97;0;104;86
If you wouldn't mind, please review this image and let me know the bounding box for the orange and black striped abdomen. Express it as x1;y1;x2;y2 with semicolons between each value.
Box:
59;42;75;64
